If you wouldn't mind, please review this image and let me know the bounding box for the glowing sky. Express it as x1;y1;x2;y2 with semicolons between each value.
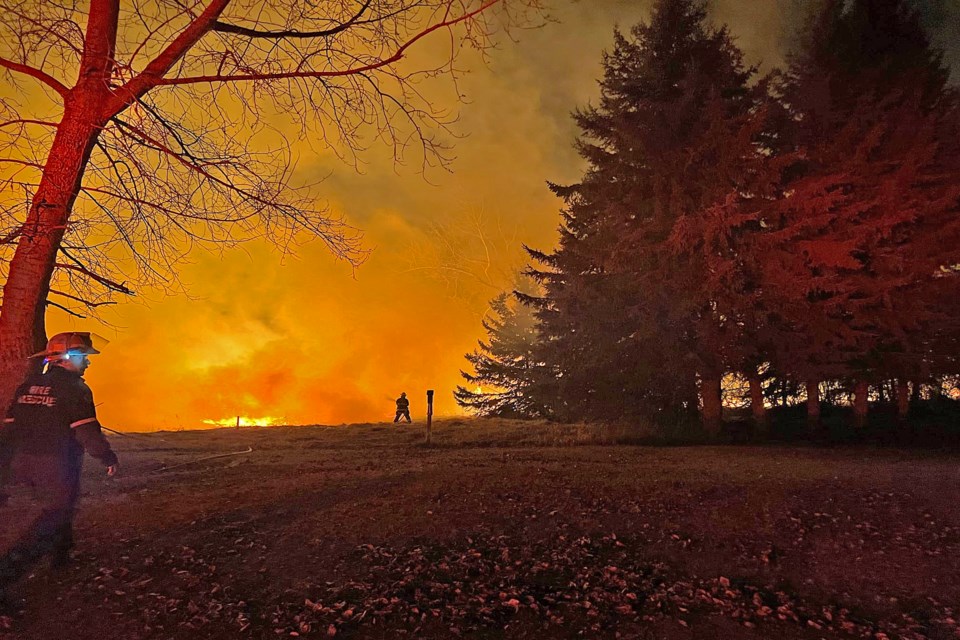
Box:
42;0;958;431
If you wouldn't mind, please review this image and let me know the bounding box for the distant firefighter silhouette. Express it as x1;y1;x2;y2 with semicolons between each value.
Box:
394;392;411;423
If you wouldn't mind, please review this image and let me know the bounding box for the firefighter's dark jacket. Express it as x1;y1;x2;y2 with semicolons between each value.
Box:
0;366;118;477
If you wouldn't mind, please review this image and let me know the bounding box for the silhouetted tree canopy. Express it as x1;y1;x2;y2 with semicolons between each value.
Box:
455;277;550;418
525;0;764;428
468;0;960;437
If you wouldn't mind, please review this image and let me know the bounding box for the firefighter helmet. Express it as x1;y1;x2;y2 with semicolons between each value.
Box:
31;332;102;361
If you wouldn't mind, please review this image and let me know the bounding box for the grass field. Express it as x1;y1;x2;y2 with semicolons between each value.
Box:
1;419;959;639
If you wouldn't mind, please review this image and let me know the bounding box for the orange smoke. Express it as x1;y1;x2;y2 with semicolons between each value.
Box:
40;0;792;432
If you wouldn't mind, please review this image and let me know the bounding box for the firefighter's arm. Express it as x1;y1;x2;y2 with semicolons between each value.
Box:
72;419;119;469
71;384;119;471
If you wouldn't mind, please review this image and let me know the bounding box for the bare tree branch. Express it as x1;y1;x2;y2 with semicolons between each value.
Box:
0;227;22;245
109;0;233;113
211;0;374;39
49;288;117;308
0;119;58;129
0;55;69;96
55;255;136;296
0;158;44;171
46;299;86;318
153;1;501;87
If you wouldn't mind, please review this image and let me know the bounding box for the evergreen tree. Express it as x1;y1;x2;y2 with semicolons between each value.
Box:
527;0;765;428
694;0;960;428
759;0;958;416
455;280;550;418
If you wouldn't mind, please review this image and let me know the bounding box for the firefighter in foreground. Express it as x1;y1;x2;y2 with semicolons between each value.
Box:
394;392;411;423
0;332;119;594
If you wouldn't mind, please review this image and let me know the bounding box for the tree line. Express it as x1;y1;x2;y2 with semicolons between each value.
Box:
457;0;960;438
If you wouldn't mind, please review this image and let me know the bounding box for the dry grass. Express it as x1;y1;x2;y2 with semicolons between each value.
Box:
414;419;660;447
1;418;959;639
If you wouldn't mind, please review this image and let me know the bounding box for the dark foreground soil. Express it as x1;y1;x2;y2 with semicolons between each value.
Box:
2;419;959;639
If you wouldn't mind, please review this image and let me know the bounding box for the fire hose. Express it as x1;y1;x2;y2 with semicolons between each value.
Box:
99;426;254;473
155;447;254;472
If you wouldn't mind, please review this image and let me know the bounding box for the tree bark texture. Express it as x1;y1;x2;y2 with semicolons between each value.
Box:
806;380;821;431
0;0;119;405
910;380;921;404
931;378;945;399
749;374;767;435
853;380;869;429
896;379;910;422
700;375;722;436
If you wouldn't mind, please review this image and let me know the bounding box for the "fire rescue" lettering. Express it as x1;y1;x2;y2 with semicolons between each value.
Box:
18;385;57;407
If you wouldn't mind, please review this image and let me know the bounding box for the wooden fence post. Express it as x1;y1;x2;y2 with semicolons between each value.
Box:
426;389;434;445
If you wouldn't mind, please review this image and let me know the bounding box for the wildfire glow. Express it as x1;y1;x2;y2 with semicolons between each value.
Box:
202;416;284;428
41;1;811;433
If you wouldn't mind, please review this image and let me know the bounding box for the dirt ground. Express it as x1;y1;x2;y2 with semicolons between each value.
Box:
1;419;959;639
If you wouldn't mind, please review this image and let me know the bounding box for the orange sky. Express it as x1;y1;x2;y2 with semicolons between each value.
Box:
38;0;799;431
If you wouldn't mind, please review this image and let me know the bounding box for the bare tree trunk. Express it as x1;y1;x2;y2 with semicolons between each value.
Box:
749;372;767;436
853;380;869;429
931;377;945;400
806;380;821;432
0;0;119;404
910;380;921;404
0;115;102;401
896;379;910;423
700;375;722;436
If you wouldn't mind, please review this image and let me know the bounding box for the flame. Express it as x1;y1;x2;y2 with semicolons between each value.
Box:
202;416;283;428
